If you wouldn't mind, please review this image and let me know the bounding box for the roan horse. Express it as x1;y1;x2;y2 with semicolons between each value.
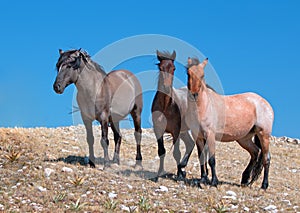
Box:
186;57;274;189
53;49;143;167
151;50;195;180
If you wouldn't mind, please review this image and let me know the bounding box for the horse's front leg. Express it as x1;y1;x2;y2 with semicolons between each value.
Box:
178;132;195;175
206;132;219;187
196;137;210;184
100;119;110;166
83;118;95;167
172;133;184;180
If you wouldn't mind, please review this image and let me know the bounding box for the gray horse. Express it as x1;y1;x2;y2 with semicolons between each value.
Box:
53;49;143;167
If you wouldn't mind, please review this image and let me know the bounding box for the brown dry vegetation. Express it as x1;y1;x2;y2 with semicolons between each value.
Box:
0;126;299;212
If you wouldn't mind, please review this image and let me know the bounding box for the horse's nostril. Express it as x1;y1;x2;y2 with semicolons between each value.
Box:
53;83;61;93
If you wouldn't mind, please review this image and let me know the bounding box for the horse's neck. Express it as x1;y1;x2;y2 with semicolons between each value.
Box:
75;67;106;99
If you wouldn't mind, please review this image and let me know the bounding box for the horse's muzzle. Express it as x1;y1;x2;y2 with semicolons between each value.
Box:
53;82;64;94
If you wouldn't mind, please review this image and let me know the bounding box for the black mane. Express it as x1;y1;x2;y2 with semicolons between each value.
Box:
56;49;106;74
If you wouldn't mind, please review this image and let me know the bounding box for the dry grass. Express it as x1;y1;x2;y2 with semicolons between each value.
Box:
0;126;299;212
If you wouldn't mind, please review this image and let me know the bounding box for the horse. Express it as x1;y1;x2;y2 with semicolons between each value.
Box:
53;48;143;168
186;57;274;189
151;50;195;180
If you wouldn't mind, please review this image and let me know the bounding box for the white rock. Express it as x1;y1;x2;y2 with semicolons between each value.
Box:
61;149;70;153
264;205;277;211
37;186;47;192
44;168;55;177
108;192;117;199
222;196;237;200
226;190;237;197
244;207;250;212
282;199;291;206
0;204;4;210
157;185;168;192
127;184;133;190
120;204;130;212
61;167;73;173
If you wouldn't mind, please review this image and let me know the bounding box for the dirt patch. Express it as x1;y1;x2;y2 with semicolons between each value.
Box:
0;126;299;212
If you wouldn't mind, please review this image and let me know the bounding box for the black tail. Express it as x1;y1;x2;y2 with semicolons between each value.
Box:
249;135;263;184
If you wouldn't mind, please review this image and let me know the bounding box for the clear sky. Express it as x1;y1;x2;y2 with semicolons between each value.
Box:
0;1;299;138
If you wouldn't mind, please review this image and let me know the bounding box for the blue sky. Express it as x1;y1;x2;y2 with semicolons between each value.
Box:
0;1;299;138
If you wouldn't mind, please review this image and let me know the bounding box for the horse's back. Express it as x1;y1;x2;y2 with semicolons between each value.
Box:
241;92;274;133
106;70;143;120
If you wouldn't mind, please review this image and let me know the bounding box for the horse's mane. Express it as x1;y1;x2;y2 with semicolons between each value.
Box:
187;57;217;93
56;49;106;75
187;57;200;69
79;50;106;74
156;50;176;61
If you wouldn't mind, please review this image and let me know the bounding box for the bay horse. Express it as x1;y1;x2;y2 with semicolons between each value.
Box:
151;50;195;180
186;57;274;189
53;49;143;167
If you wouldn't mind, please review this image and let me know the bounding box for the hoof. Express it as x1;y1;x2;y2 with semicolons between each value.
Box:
177;170;186;181
211;178;219;187
200;176;210;185
261;182;268;190
150;176;159;182
134;160;143;170
112;158;120;165
89;159;96;168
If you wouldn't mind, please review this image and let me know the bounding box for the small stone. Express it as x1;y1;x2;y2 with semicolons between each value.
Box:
244;207;250;212
264;205;277;211
44;168;55;177
222;195;237;200
108;192;117;199
37;186;47;192
282;199;291;206
226;190;237;197
127;184;133;190
61;167;73;173
156;185;168;192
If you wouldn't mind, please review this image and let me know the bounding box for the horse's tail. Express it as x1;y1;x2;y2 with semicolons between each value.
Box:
249;135;263;184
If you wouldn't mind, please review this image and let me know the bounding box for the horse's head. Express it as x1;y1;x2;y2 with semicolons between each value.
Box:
156;50;176;94
187;57;208;100
53;49;88;94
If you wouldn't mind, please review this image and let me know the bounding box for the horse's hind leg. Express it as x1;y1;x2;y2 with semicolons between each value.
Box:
111;121;121;165
130;105;142;166
177;132;195;178
237;135;260;186
256;131;271;189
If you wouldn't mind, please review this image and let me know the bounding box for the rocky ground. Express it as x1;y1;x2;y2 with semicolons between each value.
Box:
0;126;299;212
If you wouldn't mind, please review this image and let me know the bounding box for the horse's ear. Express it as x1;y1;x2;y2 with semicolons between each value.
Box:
171;50;176;61
156;50;162;61
200;58;208;68
187;57;192;66
59;49;64;55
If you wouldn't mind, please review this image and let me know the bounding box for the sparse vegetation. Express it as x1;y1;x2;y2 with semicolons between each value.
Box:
104;198;118;211
0;127;299;212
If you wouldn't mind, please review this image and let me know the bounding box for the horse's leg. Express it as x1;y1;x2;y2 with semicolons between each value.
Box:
83;118;95;167
207;132;219;186
196;138;210;184
130;107;143;167
100;119;110;166
237;135;260;186
178;132;195;176
111;121;121;165
172;131;184;180
257;131;271;189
